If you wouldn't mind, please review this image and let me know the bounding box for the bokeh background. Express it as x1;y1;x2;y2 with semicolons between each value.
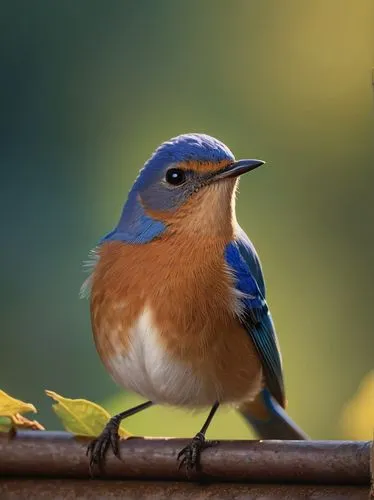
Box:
1;0;373;440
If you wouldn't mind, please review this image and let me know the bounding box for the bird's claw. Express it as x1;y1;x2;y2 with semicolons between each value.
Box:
177;432;215;474
87;420;120;476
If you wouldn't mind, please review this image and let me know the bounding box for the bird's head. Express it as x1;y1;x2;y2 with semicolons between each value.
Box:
104;133;264;243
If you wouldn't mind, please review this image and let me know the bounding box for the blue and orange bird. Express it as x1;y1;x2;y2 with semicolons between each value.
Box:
84;133;308;472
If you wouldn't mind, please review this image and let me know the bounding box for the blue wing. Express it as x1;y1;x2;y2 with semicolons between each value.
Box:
235;226;266;297
225;228;285;407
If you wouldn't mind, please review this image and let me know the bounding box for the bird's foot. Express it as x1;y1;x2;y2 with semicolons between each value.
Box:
177;432;217;474
86;417;120;475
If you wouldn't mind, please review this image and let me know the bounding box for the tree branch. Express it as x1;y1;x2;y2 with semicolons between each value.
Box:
0;431;371;485
0;479;370;499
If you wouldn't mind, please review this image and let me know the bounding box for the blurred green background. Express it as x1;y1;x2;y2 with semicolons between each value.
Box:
1;0;373;440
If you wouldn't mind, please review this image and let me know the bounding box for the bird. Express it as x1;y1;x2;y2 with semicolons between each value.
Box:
83;132;308;473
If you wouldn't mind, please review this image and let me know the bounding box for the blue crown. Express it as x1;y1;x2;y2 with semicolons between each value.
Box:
148;133;235;165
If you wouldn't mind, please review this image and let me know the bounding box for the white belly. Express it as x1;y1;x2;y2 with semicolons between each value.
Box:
106;308;214;407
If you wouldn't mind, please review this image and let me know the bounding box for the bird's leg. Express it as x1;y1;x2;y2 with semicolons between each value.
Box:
87;400;153;474
178;401;219;473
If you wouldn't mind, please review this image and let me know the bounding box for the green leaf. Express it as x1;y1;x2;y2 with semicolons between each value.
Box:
45;390;130;438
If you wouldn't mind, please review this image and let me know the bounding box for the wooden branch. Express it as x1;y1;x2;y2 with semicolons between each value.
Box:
0;431;371;485
0;479;370;499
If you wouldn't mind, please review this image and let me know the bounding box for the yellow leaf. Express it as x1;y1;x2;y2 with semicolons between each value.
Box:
0;389;37;418
11;413;45;431
340;371;374;440
45;390;131;438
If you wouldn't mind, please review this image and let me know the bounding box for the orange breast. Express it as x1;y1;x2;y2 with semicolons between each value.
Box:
90;233;263;406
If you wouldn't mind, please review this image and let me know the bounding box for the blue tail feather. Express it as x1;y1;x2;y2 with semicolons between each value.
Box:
239;389;309;440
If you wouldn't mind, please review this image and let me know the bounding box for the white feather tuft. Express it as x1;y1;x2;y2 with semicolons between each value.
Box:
79;247;100;299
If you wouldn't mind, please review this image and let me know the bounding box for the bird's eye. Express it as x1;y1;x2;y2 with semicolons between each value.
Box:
165;168;186;186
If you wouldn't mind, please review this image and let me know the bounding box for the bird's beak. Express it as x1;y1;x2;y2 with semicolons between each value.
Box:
214;159;265;180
